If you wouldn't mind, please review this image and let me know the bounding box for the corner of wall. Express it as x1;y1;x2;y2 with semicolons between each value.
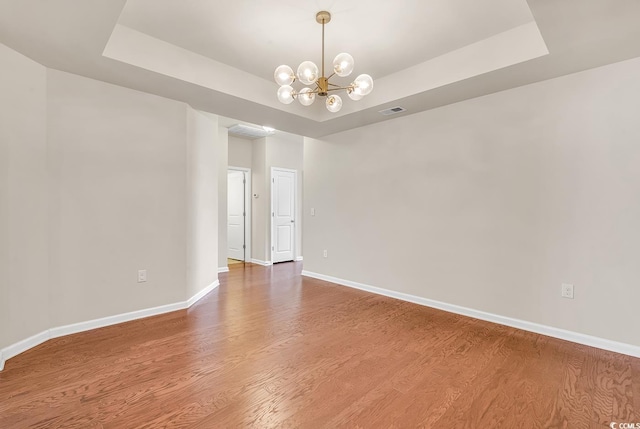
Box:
217;126;229;268
186;108;220;300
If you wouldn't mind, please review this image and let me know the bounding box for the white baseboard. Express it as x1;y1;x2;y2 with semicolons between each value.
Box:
0;330;50;371
301;270;640;358
186;280;220;308
218;267;229;273
50;301;188;339
251;258;300;265
0;280;219;371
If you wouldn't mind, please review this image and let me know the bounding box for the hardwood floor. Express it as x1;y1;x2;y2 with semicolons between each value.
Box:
1;262;638;428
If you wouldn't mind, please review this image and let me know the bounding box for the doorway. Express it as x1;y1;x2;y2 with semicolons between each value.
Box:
271;167;297;264
227;167;251;263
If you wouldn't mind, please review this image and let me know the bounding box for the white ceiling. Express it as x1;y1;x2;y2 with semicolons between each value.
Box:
117;0;535;81
1;1;640;138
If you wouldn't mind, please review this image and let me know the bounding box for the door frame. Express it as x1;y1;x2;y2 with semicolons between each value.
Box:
270;167;297;264
228;166;252;262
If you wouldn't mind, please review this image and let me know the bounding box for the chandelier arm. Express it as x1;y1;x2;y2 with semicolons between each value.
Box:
327;72;336;80
326;85;356;92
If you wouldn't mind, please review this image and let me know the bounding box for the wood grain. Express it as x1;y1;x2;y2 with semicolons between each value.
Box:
0;262;638;428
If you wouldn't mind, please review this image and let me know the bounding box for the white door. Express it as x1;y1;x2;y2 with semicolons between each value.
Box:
272;169;295;263
227;170;245;261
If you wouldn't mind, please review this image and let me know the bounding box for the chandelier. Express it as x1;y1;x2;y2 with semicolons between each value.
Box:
273;11;374;113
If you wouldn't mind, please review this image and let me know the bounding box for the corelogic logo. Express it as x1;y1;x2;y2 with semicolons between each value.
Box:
610;423;640;429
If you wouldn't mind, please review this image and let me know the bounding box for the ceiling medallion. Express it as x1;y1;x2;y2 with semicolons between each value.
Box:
274;11;373;113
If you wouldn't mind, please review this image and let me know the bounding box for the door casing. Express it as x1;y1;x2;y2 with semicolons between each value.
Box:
228;166;251;262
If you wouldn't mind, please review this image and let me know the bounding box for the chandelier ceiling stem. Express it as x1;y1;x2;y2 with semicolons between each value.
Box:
274;11;373;112
321;16;325;79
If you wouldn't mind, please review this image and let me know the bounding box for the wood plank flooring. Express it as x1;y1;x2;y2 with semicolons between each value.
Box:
1;262;638;428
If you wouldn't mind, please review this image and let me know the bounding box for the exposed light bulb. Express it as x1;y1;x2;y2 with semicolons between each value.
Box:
297;61;319;85
326;94;343;112
274;65;294;86
347;87;364;101
277;85;295;104
298;87;316;106
332;53;355;77
352;74;374;96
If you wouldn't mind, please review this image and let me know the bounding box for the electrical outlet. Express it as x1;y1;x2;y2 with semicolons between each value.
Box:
323;249;327;258
138;269;147;283
561;283;574;299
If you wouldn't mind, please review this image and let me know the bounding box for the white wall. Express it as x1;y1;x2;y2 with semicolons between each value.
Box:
304;56;640;347
0;48;7;352
187;109;219;298
0;44;49;350
46;69;189;326
251;138;268;262
217;128;228;268
1;44;222;367
228;136;252;169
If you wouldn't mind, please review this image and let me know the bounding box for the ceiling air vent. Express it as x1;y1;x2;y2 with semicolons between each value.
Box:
228;124;276;139
378;106;406;116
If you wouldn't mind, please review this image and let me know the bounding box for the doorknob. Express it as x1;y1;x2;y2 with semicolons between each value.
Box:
291;220;295;223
